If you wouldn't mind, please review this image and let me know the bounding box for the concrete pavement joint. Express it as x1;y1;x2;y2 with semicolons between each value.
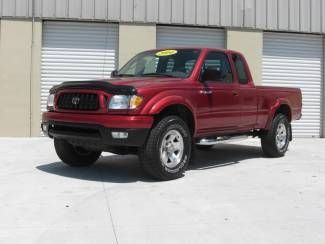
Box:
100;174;119;244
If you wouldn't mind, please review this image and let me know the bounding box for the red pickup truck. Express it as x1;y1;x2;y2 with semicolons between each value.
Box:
42;48;302;180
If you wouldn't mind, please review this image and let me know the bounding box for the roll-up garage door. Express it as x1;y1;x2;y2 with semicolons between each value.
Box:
41;21;118;113
263;32;323;137
157;26;224;48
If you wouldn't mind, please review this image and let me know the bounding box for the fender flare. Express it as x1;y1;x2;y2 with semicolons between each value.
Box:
265;98;292;130
141;94;197;132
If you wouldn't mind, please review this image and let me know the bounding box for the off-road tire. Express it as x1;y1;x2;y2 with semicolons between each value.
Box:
261;114;291;157
139;116;192;180
54;139;101;167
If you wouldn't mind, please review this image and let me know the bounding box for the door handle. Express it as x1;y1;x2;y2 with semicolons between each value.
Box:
232;91;239;96
200;90;213;95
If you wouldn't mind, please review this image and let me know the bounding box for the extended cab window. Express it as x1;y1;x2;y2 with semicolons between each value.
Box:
233;54;248;84
200;52;233;83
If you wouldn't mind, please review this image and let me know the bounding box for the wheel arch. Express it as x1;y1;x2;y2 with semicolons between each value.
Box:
275;104;292;121
266;100;292;130
153;104;196;136
141;94;196;136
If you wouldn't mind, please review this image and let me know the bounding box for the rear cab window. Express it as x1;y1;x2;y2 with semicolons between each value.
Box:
232;54;249;84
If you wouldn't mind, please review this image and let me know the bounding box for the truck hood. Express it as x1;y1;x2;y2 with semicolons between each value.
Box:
50;77;185;95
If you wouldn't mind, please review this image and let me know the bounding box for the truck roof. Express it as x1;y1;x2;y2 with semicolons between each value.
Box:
148;47;243;55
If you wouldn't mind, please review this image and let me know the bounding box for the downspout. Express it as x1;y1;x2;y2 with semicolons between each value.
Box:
320;1;325;138
29;0;35;136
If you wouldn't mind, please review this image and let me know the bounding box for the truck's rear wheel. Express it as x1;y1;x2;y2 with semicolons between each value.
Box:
54;139;101;167
139;116;191;180
261;114;291;157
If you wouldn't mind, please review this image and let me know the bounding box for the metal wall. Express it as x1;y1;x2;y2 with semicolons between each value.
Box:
0;0;325;34
262;32;323;137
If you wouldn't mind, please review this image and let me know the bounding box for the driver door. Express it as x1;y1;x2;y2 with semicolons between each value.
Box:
199;51;241;134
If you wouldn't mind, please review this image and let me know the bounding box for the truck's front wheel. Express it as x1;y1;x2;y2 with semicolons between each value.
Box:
261;114;291;157
54;139;101;167
139;116;191;180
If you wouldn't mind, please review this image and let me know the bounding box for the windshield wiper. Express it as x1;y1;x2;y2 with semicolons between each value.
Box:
141;73;177;78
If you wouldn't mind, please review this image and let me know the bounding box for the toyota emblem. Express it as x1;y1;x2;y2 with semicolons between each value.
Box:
71;97;80;105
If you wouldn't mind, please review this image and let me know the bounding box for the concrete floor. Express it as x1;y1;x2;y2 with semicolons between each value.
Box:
0;138;324;244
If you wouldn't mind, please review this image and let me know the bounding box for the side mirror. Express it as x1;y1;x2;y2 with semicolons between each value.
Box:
111;69;118;78
201;67;223;82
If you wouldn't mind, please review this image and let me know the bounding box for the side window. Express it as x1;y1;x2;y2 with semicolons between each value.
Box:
201;52;233;83
233;54;248;84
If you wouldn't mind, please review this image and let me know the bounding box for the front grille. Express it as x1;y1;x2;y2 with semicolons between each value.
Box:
57;93;99;111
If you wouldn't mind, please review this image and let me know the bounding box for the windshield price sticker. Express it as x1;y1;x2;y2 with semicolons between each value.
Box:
156;50;178;57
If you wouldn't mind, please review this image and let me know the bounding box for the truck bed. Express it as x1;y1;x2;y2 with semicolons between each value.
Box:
255;85;302;129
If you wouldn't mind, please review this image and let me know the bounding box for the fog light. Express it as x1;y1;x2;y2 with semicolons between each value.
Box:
112;132;128;139
42;124;48;132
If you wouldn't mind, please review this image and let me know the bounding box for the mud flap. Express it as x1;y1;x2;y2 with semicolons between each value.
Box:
289;123;293;141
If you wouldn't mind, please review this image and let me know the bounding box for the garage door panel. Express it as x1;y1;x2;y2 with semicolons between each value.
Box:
41;21;118;114
263;32;323;138
157;26;224;48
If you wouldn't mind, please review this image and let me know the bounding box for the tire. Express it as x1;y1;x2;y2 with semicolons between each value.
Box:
54;139;101;167
139;116;192;180
261;114;291;157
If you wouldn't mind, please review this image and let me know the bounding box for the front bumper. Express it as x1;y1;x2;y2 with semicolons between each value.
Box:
42;112;154;150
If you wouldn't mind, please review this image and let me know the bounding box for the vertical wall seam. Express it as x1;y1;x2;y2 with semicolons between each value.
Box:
276;0;279;30
80;0;82;18
182;0;184;24
169;0;172;23
288;0;291;30
194;0;198;25
132;0;134;22
93;0;96;19
321;36;325;137
320;0;323;32
105;0;108;21
145;0;147;22
298;0;301;31
230;0;235;26
254;0;257;28
54;0;56;18
14;0;16;16
67;0;69;18
27;0;29;17
266;0;268;29
117;0;123;21
29;0;35;136
219;0;221;26
243;0;246;27
40;0;43;18
207;0;210;25
320;1;325;32
310;0;312;32
157;0;160;23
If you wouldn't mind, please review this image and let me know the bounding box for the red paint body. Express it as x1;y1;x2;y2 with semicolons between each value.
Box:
42;48;302;139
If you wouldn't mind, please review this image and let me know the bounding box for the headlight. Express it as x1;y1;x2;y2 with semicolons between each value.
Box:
108;95;143;110
47;94;55;111
108;95;130;109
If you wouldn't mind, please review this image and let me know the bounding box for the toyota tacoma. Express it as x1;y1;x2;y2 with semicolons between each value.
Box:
42;48;302;180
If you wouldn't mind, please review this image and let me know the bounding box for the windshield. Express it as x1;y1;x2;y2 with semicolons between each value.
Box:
118;49;201;78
